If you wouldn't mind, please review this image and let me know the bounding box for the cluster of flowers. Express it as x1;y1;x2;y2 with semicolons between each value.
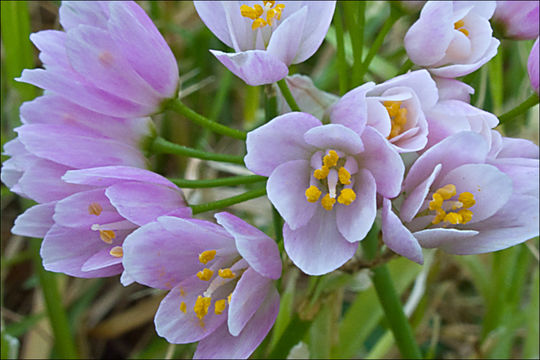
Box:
2;1;539;359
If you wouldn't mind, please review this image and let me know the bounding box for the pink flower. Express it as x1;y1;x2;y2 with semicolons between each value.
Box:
13;166;190;281
245;111;403;275
404;1;500;78
17;1;179;117
528;37;539;94
381;132;539;263
493;1;539;40
122;212;281;359
194;1;336;86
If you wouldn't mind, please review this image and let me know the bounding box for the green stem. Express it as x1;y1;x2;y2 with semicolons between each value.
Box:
276;78;300;112
334;7;348;95
362;223;380;261
151;137;244;165
29;240;78;359
348;1;365;87
358;6;402;81
170;175;266;188
372;264;422;359
268;314;312;359
164;98;246;140
190;187;267;215
498;93;540;125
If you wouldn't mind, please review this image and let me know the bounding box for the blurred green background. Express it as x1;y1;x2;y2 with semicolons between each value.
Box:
1;1;538;359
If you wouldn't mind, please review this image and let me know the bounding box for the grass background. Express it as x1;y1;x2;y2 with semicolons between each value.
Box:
1;1;538;358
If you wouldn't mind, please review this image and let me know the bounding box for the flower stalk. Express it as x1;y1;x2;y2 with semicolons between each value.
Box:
151;137;245;164
190;187;267;215
498;93;540;125
170;175;266;188
277;78;301;112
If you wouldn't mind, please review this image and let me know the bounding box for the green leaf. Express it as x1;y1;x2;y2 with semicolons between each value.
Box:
1;331;20;359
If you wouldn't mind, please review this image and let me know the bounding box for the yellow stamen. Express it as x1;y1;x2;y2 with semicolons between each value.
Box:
227;294;232;304
240;4;262;19
314;166;330;180
199;250;217;264
458;192;475;208
218;268;236;279
458;209;473;223
214;299;227;315
88;202;103;216
99;230;116;244
109;246;123;258
180;301;187;313
241;2;285;30
444;212;463;225
337;188;356;206
196;268;214;281
429;193;444;211
321;194;336;211
454;19;465;29
252;18;267;30
338;167;351;185
323;150;339;168
384;101;408;139
194;295;212;320
458;28;469;36
436;184;456;200
384;101;400;117
305;185;322;202
432;208;446;225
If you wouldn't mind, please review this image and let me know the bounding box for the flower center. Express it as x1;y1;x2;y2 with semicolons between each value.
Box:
428;184;476;225
454;19;469;37
305;150;357;211
384;101;408;139
179;250;248;327
240;1;285;30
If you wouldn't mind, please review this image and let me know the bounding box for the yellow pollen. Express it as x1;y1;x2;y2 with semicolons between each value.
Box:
194;295;212;320
305;185;322;202
99;230;116;244
384;101;408;139
458;192;475;208
240;1;285;30
338;167;351;185
199;250;217;264
109;246;123;258
180;301;187;313
454;19;469;37
314;166;330;180
337;188;356;206
458;209;473;223
432;208;446;225
227;294;232;304
196;268;214;281
218;268;236;279
323;150;339;168
321;194;336;211
88;202;103;216
444;212;463;225
429;193;444;211
436;184;456;200
214;299;227;315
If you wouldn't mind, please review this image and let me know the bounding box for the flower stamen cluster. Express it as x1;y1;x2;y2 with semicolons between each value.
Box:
454;19;469;37
240;1;285;30
384;101;408;139
428;184;476;225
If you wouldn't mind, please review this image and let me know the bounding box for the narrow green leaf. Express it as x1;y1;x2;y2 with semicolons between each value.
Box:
524;266;539;359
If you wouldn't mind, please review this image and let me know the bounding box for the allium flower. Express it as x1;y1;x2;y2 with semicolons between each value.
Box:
404;1;500;78
1;95;154;204
433;77;474;103
17;1;179;117
381;132;539;263
528;37;539;94
122;212;281;359
194;1;336;86
245;112;403;275
361;70;437;153
13;166;191;280
493;1;539;40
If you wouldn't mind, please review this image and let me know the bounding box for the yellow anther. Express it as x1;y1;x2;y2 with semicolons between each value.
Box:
458;28;469;36
321;194;336;211
240;4;262;19
227;294;232;304
458;209;473;223
337;188;356;206
338;167;351;185
199;250;217;264
194;295;212;320
196;268;214;281
305;185;322;203
263;0;275;6
252;18;267;30
444;212;463;225
384;101;401;117
267;8;277;25
458;192;475;208
218;268;236;279
432;208;447;225
214;299;227;315
180;301;187;313
99;230;116;244
109;246;123;258
436;184;456;200
429;193;444;211
385;101;408;139
88;202;103;216
454;20;465;29
314;166;330;180
323;150;339;168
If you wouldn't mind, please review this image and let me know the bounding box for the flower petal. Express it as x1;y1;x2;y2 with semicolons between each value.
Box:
304;124;364;155
267;5;307;65
62;166;175;188
330;82;375;136
12;202;55;238
413;228;479;248
294;2;336;63
400;164;442;222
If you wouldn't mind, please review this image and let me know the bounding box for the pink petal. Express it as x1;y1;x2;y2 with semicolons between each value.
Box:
11;202;55;238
